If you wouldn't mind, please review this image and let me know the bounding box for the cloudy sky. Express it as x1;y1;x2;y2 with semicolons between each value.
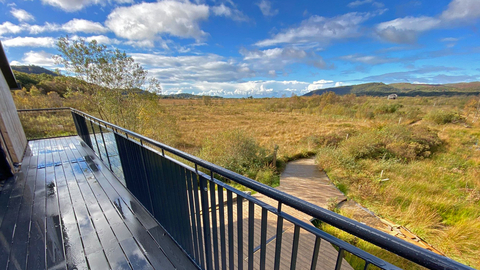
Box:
1;0;480;97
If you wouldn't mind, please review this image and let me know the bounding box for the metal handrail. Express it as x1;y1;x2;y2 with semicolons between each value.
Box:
68;108;472;270
17;107;72;112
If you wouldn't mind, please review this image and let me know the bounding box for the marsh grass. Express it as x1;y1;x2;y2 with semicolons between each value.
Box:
12;91;480;267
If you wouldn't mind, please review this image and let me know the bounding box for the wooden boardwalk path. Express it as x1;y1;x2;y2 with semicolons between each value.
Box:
276;158;346;210
205;158;353;269
248;157;353;270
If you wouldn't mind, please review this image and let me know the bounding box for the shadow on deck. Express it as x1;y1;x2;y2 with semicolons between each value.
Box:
0;136;196;269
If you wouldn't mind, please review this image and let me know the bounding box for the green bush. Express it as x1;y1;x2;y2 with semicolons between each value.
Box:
374;103;403;114
322;125;442;163
198;130;277;185
424;110;464;124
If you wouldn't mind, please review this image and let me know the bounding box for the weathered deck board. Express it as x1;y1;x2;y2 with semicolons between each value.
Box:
0;136;198;270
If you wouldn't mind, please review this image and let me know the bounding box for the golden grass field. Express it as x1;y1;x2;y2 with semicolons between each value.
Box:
13;90;480;268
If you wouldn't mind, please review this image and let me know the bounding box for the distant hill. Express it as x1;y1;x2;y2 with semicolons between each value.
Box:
12;69;90;96
160;93;223;99
304;82;480;97
11;65;58;76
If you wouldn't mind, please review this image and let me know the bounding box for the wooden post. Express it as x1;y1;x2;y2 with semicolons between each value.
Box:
272;145;278;168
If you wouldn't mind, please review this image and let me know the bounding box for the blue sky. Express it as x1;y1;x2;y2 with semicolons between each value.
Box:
1;0;480;97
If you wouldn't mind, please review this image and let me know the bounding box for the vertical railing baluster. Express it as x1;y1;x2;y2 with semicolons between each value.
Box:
335;248;344;270
260;208;268;270
98;125;113;171
310;236;321;270
186;171;200;262
363;261;370;270
210;179;219;270
89;121;102;158
248;201;254;270
200;176;213;270
218;186;227;270
139;145;155;216
192;172;205;268
273;202;283;270
227;190;234;270
237;196;243;270
290;225;300;270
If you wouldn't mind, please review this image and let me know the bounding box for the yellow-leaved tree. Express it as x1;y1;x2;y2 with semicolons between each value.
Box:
54;36;161;132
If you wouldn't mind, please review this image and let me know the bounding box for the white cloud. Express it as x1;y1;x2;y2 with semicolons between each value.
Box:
10;8;35;22
377;16;441;32
14;51;57;67
307;79;335;91
376;16;441;43
376;0;480;43
132;53;254;83
256;0;278;17
106;1;209;42
125;40;156;48
255;12;373;47
82;35;121;44
41;0;99;12
61;19;108;34
2;37;56;47
162;80;322;97
347;0;384;8
0;21;23;36
340;54;398;64
24;22;60;34
121;52;341;97
212;4;249;22
440;37;459;42
41;0;133;12
1;19;107;35
441;0;480;21
240;47;329;71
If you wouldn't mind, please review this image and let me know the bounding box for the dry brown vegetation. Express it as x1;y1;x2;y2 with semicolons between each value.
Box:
12;89;480;268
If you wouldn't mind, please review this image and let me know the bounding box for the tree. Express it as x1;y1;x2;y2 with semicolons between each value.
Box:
54;36;161;130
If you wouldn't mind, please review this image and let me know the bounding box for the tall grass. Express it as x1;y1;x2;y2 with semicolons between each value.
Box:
12;90;480;267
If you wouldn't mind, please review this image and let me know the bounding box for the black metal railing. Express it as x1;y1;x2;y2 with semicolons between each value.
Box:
19;108;474;270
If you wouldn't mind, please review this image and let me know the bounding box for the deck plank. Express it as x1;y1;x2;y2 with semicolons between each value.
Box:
1;136;205;270
45;138;67;269
68;138;177;270
0;147;30;269
53;138;89;270
57;138;109;267
58;137;132;269
27;139;48;270
5;145;34;270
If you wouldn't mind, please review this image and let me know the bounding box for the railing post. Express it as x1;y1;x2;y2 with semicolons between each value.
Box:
71;111;93;149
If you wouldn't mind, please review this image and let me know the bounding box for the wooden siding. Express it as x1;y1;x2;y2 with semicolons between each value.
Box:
0;70;27;167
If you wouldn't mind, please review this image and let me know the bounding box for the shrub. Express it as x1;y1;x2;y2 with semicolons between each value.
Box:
424;110;464;124
374;103;403;114
198;130;269;177
255;168;279;187
334;125;442;162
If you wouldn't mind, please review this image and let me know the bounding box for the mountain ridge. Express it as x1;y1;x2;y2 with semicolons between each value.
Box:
304;82;480;97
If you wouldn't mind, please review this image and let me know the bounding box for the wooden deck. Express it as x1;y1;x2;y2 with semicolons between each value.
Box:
0;136;197;270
